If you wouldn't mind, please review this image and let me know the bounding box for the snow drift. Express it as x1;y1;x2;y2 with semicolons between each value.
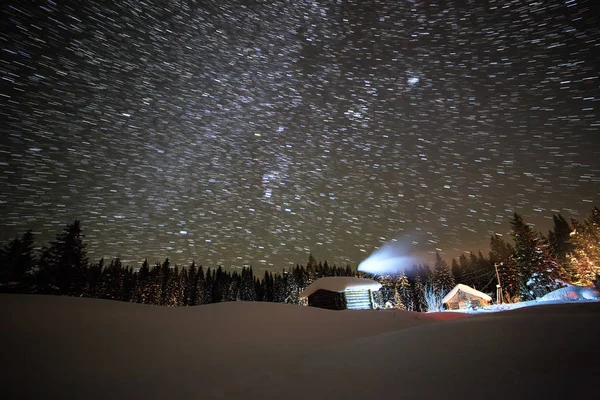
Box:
1;294;599;400
538;285;600;302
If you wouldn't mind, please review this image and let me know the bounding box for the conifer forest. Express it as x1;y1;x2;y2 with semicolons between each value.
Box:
1;208;599;310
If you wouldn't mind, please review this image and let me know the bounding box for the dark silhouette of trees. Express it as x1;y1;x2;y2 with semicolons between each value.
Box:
3;208;598;306
0;230;36;284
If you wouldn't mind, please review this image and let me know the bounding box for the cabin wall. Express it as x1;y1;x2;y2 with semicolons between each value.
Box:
307;289;346;310
447;290;490;310
307;289;377;310
345;290;373;310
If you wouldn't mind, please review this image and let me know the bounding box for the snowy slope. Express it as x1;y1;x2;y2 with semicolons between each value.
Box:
1;294;599;400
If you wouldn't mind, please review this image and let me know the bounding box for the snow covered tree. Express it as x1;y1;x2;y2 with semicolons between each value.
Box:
261;271;274;302
306;253;317;282
397;273;413;311
176;267;188;306
411;274;426;312
186;262;199;306
146;262;163;305
489;235;520;301
510;213;562;300
195;266;211;305
240;266;256;301
132;259;150;303
159;258;171;306
423;284;444;312
374;275;403;308
568;208;600;285
102;258;124;300
432;252;454;296
164;265;181;306
201;267;213;304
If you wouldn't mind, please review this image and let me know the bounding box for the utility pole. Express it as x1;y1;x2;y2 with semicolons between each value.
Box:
494;263;502;304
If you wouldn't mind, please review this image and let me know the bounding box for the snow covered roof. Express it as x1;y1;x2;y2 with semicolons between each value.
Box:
442;284;492;304
300;277;382;298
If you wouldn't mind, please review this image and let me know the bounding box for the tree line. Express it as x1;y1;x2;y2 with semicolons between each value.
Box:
0;207;598;310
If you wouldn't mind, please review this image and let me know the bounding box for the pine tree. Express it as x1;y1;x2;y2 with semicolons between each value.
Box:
510;213;562;300
186;262;198;306
568;208;600;285
165;265;180;306
262;271;274;302
85;258;104;298
177;267;188;306
122;266;136;302
489;235;520;301
159;258;171;306
377;275;397;308
133;259;150;303
240;266;256;301
203;267;213;304
306;253;317;282
102;258;124;300
195;266;209;305
411;274;426;312
38;221;88;295
146;262;163;305
432;252;454;296
548;214;574;266
450;258;463;285
0;230;36;284
397;273;413;311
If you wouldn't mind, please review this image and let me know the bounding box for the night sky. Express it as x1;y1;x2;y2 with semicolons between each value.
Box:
1;0;599;271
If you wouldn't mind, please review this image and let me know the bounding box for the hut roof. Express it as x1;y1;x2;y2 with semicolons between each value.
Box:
300;277;382;299
442;284;492;304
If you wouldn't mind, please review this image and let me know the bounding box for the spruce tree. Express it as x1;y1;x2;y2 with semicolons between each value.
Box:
397;273;413;311
102;258;124;300
510;213;562;299
186;262;198;306
548;214;574;266
262;271;274;302
159;258;171;306
0;230;36;284
306;253;317;282
450;258;463;286
164;265;180;306
489;235;520;301
122;266;136;302
411;274;426;312
147;262;163;305
37;221;88;295
240;266;256;301
432;252;454;296
85;258;104;298
133;259;150;303
176;267;187;306
194;266;208;305
568;208;600;285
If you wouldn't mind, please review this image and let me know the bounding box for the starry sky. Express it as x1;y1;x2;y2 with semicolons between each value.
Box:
1;0;599;271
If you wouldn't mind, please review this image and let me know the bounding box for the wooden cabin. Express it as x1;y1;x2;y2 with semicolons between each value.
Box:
300;277;382;310
442;284;492;310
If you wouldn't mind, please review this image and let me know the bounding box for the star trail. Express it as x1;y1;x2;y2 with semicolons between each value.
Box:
1;0;599;270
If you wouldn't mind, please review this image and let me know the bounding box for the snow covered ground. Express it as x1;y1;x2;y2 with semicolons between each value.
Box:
1;294;599;399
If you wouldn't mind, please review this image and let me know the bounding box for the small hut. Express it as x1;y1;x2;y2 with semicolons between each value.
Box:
300;277;382;310
442;284;492;310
